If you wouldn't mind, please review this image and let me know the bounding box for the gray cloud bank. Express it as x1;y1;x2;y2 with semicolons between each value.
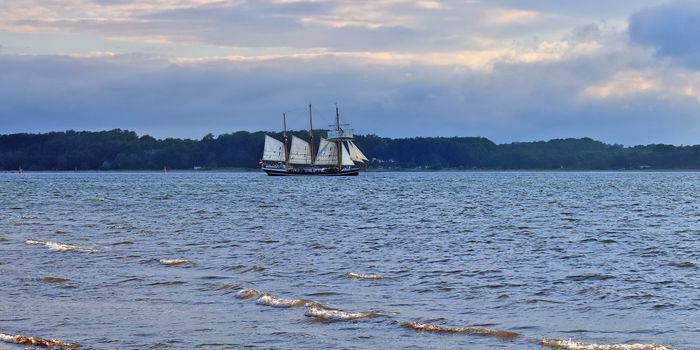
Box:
3;1;700;145
629;0;700;66
2;41;699;146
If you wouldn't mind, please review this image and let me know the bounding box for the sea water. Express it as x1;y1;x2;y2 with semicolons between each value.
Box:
0;172;698;349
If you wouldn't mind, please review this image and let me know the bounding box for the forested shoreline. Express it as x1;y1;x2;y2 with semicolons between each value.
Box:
2;129;700;170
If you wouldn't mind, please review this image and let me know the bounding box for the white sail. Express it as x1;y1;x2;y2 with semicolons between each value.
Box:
262;135;286;162
315;138;338;165
347;141;369;162
288;135;312;164
341;143;355;166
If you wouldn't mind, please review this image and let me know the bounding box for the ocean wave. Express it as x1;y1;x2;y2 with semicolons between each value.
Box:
41;277;68;283
346;272;384;280
540;338;671;350
669;261;696;269
0;332;80;349
25;240;96;253
400;322;518;340
255;294;306;308
214;284;237;290
306;291;344;297
147;280;186;286
159;259;189;267
304;303;377;321
225;264;265;273
566;274;614;282
46;242;96;252
235;289;260;299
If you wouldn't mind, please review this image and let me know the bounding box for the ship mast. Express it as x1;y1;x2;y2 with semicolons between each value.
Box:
335;103;342;169
308;104;315;166
283;113;289;166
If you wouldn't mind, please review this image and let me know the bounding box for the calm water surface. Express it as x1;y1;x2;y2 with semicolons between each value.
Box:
0;172;698;349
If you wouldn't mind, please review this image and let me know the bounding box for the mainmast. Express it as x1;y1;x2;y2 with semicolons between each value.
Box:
283;113;289;165
335;103;342;169
308;104;315;166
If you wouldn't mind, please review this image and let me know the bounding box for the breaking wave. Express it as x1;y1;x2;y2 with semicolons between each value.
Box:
235;289;260;299
159;259;189;267
346;272;384;280
400;322;519;340
255;294;306;308
46;242;96;252
0;332;80;349
25;240;96;253
540;339;671;350
304;303;377;321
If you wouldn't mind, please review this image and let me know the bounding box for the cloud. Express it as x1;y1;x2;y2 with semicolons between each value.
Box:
2;1;700;146
0;0;666;56
581;69;700;103
485;9;540;25
629;0;700;66
3;24;700;147
581;70;658;99
2;1;555;53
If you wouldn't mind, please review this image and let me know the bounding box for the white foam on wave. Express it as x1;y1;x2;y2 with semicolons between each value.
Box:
46;242;96;252
401;322;519;339
346;272;384;280
0;332;79;349
541;338;672;350
159;259;189;266
255;294;306;308
25;240;96;253
304;303;377;321
235;289;260;299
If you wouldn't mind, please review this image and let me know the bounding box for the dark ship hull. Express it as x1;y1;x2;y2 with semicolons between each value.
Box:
262;166;360;176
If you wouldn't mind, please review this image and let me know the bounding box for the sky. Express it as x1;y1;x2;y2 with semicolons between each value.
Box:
2;0;700;145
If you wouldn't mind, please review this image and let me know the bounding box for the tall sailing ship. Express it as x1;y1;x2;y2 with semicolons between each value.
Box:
261;104;368;176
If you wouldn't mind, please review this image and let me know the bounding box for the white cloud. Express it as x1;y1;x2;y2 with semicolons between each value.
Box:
582;71;658;99
485;9;540;25
582;69;700;103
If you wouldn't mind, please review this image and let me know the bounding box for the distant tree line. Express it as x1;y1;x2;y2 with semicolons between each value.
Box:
1;129;700;170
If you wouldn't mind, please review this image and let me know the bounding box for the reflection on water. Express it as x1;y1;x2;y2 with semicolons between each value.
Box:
0;172;698;349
